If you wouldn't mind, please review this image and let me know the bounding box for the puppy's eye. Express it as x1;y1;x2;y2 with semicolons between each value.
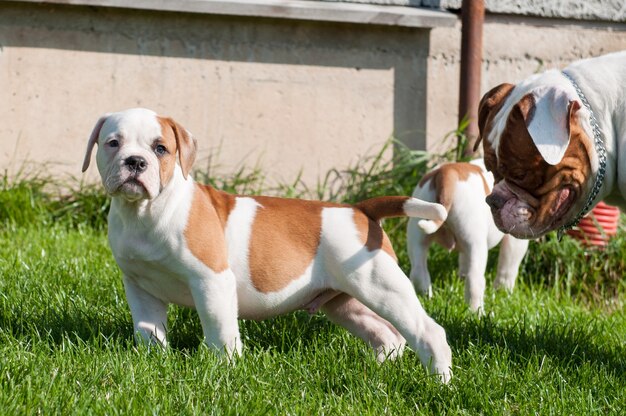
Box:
155;144;167;156
108;139;119;148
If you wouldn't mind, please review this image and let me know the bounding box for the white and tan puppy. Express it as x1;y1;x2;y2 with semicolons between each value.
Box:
82;108;453;382
477;51;626;238
407;160;529;313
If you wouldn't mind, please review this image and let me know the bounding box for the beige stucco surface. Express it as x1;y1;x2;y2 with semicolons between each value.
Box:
1;1;625;186
0;2;429;186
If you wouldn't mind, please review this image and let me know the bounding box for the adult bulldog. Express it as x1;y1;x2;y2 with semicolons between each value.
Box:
477;51;626;239
81;108;452;382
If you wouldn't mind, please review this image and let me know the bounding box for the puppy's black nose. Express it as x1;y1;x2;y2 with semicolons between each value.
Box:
125;156;148;173
486;193;507;210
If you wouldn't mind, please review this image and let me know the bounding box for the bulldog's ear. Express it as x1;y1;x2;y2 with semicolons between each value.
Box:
474;83;515;152
165;117;197;179
82;114;110;172
524;86;579;165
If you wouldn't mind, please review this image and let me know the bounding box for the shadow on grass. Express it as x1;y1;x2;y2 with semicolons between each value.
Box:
3;300;336;355
167;303;626;384
434;309;626;381
166;308;337;354
0;305;132;347
4;285;623;381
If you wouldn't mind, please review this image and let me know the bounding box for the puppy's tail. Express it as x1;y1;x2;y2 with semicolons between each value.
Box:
355;196;447;223
416;217;446;235
413;166;454;235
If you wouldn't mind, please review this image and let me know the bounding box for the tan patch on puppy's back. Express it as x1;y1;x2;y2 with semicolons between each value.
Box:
247;196;400;292
201;186;237;229
248;196;337;293
420;163;490;211
352;210;397;261
184;184;230;273
157;117;180;187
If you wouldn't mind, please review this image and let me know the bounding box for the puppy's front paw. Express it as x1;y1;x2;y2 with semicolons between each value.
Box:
202;337;243;363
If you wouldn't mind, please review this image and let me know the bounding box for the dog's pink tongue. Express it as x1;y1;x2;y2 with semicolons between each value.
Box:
551;188;571;215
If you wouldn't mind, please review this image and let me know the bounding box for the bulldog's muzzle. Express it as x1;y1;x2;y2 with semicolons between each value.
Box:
485;192;506;211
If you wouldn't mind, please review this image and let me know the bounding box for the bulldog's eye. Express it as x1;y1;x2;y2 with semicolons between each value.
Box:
155;144;167;156
510;171;526;182
108;139;119;148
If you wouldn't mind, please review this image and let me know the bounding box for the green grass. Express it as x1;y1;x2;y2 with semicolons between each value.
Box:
1;146;625;414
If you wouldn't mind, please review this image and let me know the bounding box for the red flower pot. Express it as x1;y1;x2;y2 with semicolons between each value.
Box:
566;201;620;247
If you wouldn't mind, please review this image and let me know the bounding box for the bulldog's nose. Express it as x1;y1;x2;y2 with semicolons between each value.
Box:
486;193;506;210
125;156;147;173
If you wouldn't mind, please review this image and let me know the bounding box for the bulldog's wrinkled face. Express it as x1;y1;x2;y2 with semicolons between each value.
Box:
82;108;197;202
477;76;594;239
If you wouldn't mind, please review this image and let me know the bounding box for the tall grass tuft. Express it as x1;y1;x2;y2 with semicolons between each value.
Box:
315;140;431;203
519;232;626;308
0;172;110;231
0;173;51;228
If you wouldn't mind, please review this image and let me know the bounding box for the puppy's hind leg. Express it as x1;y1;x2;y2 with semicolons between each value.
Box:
321;293;406;362
336;256;452;382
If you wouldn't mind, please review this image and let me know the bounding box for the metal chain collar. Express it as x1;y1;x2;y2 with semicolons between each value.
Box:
557;71;608;240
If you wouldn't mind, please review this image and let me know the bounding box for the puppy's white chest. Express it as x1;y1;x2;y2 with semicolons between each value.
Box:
109;223;195;307
113;231;165;262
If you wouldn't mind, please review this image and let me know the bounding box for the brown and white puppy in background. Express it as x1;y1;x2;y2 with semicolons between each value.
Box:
407;160;529;313
477;51;626;238
82;108;453;382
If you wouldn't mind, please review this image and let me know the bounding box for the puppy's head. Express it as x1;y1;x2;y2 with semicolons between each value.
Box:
82;108;197;202
476;72;594;239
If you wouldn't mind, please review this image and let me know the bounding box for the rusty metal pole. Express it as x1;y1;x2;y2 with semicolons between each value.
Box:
458;0;485;158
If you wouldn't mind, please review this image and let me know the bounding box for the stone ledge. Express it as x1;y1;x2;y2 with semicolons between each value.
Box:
441;0;626;23
12;0;457;27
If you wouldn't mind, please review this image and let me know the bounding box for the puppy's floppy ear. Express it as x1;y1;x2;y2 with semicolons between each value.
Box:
525;85;580;165
474;83;515;152
82;114;110;172
164;117;197;179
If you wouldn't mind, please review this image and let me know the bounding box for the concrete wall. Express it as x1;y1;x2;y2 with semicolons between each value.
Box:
426;14;626;152
0;1;444;185
1;0;626;186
